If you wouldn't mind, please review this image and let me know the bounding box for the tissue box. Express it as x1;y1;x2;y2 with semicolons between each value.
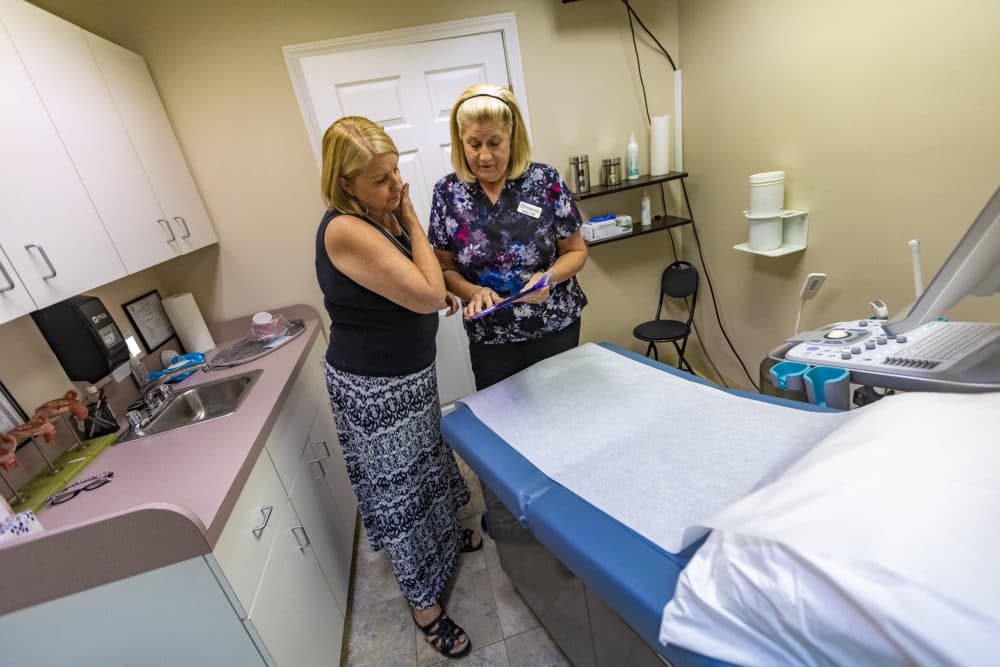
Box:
0;510;44;543
582;219;629;242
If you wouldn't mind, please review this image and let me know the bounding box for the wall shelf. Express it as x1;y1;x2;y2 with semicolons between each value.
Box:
584;214;690;247
733;210;809;257
571;171;688;201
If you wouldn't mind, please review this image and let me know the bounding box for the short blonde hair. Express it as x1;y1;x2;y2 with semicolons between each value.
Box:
320;116;398;214
449;84;531;183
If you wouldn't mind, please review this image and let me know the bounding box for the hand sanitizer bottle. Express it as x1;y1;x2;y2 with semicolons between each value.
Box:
626;132;640;180
640;191;652;226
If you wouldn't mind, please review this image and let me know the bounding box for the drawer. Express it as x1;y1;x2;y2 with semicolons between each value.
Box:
213;449;296;617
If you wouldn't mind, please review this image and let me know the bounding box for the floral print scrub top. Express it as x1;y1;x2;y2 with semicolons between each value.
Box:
429;162;588;345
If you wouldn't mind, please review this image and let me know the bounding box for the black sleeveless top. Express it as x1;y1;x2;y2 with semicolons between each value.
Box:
316;209;438;376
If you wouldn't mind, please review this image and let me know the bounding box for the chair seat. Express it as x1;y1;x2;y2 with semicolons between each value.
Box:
633;319;688;342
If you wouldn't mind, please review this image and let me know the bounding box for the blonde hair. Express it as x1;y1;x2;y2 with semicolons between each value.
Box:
449;83;531;183
320;116;398;214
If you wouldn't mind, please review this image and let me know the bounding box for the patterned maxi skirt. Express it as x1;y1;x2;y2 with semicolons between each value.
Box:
325;361;470;608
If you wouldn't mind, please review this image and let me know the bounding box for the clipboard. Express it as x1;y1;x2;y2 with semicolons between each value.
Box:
468;272;553;320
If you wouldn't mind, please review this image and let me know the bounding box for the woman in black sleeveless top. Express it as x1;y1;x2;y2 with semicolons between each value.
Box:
316;116;479;658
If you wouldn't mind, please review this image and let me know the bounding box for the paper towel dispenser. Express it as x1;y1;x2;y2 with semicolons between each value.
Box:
32;296;130;383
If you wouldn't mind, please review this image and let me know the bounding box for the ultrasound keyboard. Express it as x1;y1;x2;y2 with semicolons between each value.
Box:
785;320;1000;378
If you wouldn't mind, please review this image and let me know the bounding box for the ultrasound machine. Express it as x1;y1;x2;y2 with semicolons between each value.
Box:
773;185;1000;393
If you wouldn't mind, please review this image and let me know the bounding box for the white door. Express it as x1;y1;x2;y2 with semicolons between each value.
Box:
1;0;180;274
292;30;516;404
0;11;126;309
84;32;218;255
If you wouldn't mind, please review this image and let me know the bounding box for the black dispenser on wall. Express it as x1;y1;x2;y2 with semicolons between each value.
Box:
32;296;129;383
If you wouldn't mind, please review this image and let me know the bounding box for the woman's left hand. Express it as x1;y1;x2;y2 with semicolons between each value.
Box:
516;272;552;305
443;292;461;316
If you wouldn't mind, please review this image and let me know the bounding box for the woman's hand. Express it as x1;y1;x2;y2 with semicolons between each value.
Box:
396;183;420;230
464;286;502;318
516;272;552;305
443;292;461;316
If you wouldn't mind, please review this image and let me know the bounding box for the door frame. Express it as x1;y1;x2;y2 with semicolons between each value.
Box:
282;12;531;167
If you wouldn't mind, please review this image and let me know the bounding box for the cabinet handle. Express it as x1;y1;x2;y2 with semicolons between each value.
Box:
173;216;192;239
310;460;326;480
291;524;311;551
24;244;57;280
250;505;274;538
0;262;15;292
308;440;331;462
157;219;177;243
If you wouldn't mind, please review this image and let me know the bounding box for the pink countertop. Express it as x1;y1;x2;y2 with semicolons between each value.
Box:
0;304;323;615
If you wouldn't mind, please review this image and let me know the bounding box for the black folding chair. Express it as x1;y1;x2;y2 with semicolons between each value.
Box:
632;261;698;374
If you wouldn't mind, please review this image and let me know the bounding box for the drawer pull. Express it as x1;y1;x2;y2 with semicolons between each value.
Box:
311;460;326;480
250;505;274;538
24;244;57;280
291;524;311;551
174;216;192;239
157;219;177;243
308;440;331;463
0;262;15;292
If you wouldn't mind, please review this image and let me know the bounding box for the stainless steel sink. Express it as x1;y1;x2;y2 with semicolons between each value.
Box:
116;370;263;444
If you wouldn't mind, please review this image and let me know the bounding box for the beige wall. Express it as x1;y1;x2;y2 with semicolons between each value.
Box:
678;0;1000;387
10;0;995;409
2;0;679;413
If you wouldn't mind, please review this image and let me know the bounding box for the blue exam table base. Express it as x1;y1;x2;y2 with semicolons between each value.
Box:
441;344;834;667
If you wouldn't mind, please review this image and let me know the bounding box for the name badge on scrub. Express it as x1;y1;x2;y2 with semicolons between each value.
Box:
517;201;542;219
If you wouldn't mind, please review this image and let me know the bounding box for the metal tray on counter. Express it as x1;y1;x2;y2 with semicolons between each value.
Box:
209;319;306;368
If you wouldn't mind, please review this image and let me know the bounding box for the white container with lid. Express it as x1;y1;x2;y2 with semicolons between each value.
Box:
748;170;785;216
744;210;783;251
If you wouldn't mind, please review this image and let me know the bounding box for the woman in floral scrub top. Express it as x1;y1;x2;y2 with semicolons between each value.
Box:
429;83;589;392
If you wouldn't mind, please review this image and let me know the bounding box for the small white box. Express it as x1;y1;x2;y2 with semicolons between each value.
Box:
582;219;629;242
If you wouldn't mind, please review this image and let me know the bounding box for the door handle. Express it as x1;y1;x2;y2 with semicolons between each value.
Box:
308;440;331;463
250;505;274;538
0;262;15;292
310;459;326;480
24;244;57;280
291;524;311;551
173;216;192;239
157;219;177;243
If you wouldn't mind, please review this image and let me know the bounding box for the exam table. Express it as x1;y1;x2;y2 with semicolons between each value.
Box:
441;343;837;667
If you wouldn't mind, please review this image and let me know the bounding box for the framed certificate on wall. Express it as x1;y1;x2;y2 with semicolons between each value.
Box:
123;290;176;353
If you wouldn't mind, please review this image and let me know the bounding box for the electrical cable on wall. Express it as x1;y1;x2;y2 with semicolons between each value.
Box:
624;1;758;391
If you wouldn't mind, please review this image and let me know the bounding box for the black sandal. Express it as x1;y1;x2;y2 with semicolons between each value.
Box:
460;527;483;553
412;608;471;658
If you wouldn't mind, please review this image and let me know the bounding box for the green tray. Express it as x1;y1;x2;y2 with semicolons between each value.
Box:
10;433;118;514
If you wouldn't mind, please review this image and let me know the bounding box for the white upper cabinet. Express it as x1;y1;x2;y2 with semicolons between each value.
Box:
0;10;127;312
85;32;218;254
0;0;182;274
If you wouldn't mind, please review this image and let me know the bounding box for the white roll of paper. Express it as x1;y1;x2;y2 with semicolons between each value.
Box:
161;292;216;354
650;114;671;176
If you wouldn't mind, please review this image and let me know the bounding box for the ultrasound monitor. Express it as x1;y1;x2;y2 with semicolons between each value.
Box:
885;185;1000;336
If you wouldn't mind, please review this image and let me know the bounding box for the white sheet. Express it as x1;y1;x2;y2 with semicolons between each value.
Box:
460;343;847;552
660;391;1000;666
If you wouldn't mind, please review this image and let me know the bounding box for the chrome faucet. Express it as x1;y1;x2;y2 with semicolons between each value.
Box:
126;362;211;436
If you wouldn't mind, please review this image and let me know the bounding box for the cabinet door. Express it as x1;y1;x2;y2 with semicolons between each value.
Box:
0;246;36;324
0;13;126;308
288;437;354;613
248;521;345;667
265;338;325;492
214;448;297;617
84;31;218;254
0;0;179;275
307;405;358;542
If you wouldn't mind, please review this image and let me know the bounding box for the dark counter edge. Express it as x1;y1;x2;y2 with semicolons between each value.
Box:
0;304;323;616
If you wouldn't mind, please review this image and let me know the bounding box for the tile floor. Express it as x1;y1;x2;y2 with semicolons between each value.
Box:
340;456;572;667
